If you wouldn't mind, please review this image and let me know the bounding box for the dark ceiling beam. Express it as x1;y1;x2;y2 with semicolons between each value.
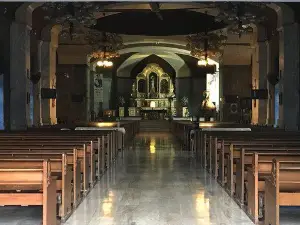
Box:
149;2;163;20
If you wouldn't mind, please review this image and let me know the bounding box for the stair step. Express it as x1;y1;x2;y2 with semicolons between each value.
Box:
139;120;170;132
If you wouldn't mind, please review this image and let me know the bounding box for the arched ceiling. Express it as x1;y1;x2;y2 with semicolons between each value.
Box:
117;52;191;78
118;45;191;56
94;9;227;36
131;54;176;79
10;1;294;69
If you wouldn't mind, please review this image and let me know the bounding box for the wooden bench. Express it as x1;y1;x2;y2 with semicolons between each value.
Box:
213;140;300;185
247;153;300;223
0;123;139;224
0;150;82;207
236;149;300;206
0;132;115;174
226;144;300;197
0;155;73;221
0;160;58;225
205;133;300;171
0;145;92;194
265;159;300;225
211;138;300;178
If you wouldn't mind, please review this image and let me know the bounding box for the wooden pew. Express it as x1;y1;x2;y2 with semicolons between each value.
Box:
205;133;300;177
265;159;300;225
0;142;97;187
0;132;113;175
0;150;82;208
0;155;73;221
235;148;300;206
0;160;58;225
0;145;91;194
218;141;300;187
247;153;300;223
0;126;133;224
226;144;300;197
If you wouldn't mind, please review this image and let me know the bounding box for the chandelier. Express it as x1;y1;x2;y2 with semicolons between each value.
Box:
89;32;123;68
186;31;227;59
214;2;266;37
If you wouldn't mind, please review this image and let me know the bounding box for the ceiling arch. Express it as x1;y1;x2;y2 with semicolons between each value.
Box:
118;45;191;56
130;54;176;78
117;51;191;78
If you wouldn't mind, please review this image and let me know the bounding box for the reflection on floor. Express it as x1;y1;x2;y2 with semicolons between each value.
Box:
1;132;299;225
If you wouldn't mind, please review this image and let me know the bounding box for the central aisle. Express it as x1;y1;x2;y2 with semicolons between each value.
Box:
64;132;253;225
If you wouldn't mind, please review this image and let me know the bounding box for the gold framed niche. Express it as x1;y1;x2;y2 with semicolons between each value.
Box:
133;63;175;109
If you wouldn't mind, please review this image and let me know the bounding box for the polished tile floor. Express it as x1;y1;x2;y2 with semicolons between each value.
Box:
1;132;300;225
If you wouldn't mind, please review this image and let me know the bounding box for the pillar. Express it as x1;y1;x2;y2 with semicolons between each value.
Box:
33;40;42;126
252;28;268;125
40;41;58;125
266;35;279;126
218;59;224;121
86;59;91;122
10;22;31;130
0;18;11;130
278;23;300;130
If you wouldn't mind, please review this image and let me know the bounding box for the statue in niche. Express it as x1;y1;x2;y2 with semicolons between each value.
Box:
131;82;137;98
149;73;158;98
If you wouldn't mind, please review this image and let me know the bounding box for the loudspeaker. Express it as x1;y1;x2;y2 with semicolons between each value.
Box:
41;88;56;99
230;103;238;114
251;89;268;99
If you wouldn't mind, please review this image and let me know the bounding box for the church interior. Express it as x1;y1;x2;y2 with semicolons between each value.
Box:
1;2;300;225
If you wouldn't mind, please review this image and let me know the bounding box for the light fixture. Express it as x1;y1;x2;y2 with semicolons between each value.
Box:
91;32;122;68
214;3;266;38
97;60;113;68
197;58;215;66
186;32;227;59
198;59;209;66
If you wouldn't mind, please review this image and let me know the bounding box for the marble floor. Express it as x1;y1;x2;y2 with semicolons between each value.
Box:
1;132;300;225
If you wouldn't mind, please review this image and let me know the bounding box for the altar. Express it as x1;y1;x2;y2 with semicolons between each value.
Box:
140;107;167;120
126;63;176;120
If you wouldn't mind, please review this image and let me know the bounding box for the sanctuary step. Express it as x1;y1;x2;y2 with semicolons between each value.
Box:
139;120;170;132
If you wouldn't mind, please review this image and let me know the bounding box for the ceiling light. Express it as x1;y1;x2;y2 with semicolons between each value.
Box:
197;58;215;66
97;60;113;68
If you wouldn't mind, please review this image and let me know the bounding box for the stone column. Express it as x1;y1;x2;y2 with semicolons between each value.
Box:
266;36;279;126
86;62;91;122
218;59;224;121
33;40;42;126
10;22;31;130
251;29;268;125
278;23;300;130
0;19;12;130
41;41;58;125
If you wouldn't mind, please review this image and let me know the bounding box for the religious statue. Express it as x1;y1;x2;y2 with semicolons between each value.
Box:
149;75;158;98
201;91;216;121
131;82;137;98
